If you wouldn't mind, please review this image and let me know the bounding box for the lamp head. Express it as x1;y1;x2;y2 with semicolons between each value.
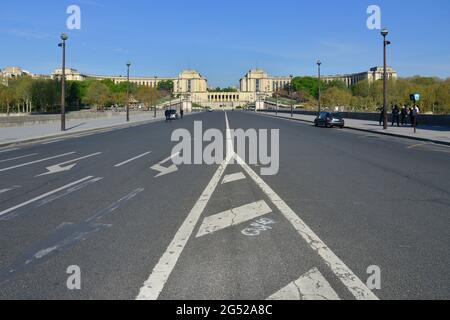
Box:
61;33;69;41
381;29;389;37
317;60;322;66
126;62;131;68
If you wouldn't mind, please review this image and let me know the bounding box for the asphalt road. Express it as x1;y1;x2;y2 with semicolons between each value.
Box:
0;110;448;300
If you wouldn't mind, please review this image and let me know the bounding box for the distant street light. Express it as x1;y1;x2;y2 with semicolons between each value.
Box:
381;28;391;130
58;33;68;132
126;62;131;122
317;60;322;115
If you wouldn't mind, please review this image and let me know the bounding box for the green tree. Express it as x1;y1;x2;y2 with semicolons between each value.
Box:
83;82;111;111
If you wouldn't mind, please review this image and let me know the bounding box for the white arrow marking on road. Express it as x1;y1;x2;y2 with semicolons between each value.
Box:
196;200;272;238
0;152;76;173
150;152;180;178
222;172;246;184
36;152;102;177
267;268;340;300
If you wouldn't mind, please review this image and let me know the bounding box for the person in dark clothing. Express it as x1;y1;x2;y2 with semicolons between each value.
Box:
392;105;400;127
165;109;169;121
400;106;408;126
378;106;385;126
409;108;414;127
180;109;184;119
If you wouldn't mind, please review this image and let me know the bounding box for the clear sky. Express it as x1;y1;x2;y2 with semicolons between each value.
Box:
1;0;449;87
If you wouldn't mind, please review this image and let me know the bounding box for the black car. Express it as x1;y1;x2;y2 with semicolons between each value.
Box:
314;112;345;128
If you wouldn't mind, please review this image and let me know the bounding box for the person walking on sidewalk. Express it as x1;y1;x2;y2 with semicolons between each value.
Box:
412;105;420;127
392;105;400;127
378;106;385;126
401;105;408;126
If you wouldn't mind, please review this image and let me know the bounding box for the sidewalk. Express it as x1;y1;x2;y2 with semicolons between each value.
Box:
259;111;450;146
0;111;170;146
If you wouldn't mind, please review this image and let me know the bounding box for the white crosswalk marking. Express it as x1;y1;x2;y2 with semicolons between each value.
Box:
268;268;340;300
196;200;272;238
222;172;246;184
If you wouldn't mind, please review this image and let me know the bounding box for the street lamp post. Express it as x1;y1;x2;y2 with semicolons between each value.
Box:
290;75;294;118
317;60;322;115
126;62;131;122
58;33;68;132
276;91;279;116
381;29;391;130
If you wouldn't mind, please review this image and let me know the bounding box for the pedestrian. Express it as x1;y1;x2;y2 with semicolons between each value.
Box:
165;109;169;122
409;108;414;127
378;106;385;126
400;105;408;126
180;109;184;119
392;105;400;127
413;105;420;127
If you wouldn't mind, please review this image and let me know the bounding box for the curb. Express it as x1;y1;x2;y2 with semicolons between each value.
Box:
257;112;450;147
0;112;202;149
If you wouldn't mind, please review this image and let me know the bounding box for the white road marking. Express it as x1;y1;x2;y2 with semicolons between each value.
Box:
114;151;151;167
196;200;272;238
222;172;246;184
406;142;429;149
267;268;340;300
41;139;65;145
36;152;101;177
0;153;38;164
150;152;180;178
0;186;21;195
0;152;76;173
0;176;94;218
0;148;19;154
137;155;233;300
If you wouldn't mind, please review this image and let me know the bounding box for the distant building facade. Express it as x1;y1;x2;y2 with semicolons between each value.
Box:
321;67;398;87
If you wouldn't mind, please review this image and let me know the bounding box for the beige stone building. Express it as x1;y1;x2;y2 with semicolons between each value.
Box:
321;66;398;88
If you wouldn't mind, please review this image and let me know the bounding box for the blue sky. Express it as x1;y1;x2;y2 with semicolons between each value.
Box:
1;0;449;87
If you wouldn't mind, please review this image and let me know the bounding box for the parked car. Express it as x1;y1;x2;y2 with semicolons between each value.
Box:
314;112;345;128
248;105;256;112
169;109;179;120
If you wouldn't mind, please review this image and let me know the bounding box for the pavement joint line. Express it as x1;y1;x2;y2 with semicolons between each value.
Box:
0;152;76;173
0;176;94;218
256;112;450;147
114;151;152;167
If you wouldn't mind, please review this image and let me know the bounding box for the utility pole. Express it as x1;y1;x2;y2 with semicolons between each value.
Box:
126;62;131;122
317;60;322;115
381;29;391;130
59;33;68;132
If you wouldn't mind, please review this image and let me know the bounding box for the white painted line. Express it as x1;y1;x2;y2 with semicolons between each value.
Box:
225;112;377;300
196;200;272;238
0;153;38;164
150;152;181;178
234;153;378;300
0;176;93;218
267;268;340;300
137;156;232;300
0;186;21;195
0;148;19;154
222;172;246;184
115;151;151;167
0;152;76;173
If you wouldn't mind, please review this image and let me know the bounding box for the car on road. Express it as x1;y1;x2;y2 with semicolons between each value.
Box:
207;107;213;112
314;112;345;128
248;105;256;112
169;109;179;120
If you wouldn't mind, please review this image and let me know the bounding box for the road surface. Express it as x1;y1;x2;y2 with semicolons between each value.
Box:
0;111;449;300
